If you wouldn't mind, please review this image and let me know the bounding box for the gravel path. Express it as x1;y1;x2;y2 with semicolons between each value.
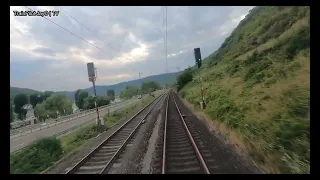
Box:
108;94;167;174
47;90;262;174
45;114;130;174
172;93;262;174
45;91;165;174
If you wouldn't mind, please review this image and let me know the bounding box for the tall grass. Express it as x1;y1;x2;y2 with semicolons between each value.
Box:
181;6;310;174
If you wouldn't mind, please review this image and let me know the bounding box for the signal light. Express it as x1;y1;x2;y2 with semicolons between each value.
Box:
194;48;202;68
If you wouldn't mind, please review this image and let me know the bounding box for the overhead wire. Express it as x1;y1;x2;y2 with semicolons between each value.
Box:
24;6;123;63
57;6;132;61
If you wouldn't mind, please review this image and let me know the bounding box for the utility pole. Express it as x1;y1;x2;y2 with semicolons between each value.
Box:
164;6;168;89
87;62;104;132
138;72;142;97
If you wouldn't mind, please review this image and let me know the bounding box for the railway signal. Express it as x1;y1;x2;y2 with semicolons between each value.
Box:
194;48;202;68
193;47;206;109
87;62;104;132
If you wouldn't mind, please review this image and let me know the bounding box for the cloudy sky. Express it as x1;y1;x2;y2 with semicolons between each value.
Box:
10;6;253;91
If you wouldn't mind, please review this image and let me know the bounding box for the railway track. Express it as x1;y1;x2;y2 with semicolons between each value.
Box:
66;92;166;174
161;92;211;174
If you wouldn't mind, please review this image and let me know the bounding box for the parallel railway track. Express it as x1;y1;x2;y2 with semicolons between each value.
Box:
161;92;211;174
66;92;166;174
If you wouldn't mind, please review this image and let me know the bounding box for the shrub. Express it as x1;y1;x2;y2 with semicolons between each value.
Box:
226;60;242;76
180;91;186;98
244;59;272;82
10;138;63;174
176;68;193;91
280;25;310;59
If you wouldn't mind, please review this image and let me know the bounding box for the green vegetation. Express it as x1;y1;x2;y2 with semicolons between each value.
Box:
74;89;89;109
176;67;193;91
10;88;55;123
10;86;40;105
59;124;99;154
74;89;111;110
120;86;139;99
13;93;29;120
10;103;13;126
10;138;63;174
119;81;161;100
179;6;310;174
34;94;73;122
104;95;154;128
141;81;161;94
10;94;156;174
107;89;115;102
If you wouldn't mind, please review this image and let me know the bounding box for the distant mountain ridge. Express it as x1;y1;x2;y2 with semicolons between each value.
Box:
10;72;179;101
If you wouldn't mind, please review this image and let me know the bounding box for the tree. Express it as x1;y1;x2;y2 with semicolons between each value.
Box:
45;94;72;116
13;93;29;120
141;81;161;94
74;89;88;109
78;91;89;109
10;103;13;129
34;94;73;121
107;89;115;101
43;91;54;100
29;94;38;109
83;96;95;110
176;67;193;91
119;86;139;99
96;96;110;107
34;103;47;122
74;89;81;108
62;100;73;115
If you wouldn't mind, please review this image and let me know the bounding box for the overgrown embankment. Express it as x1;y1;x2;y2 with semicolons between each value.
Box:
179;6;310;174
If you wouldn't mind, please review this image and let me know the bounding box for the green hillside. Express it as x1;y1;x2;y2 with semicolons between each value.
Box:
11;72;178;101
179;6;309;173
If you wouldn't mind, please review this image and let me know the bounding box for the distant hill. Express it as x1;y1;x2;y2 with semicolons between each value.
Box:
58;72;179;99
10;87;41;104
11;72;179;102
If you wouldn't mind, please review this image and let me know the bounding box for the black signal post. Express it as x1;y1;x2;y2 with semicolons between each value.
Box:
194;48;206;109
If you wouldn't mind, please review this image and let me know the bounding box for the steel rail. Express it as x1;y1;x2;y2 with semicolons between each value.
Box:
161;92;210;174
66;92;166;174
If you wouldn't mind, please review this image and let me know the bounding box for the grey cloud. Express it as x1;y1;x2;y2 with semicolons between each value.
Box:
33;47;56;56
11;6;253;91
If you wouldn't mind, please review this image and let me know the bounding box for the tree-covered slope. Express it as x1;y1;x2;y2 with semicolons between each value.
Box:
180;6;310;174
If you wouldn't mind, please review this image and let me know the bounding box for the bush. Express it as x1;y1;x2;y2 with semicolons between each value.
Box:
10;138;63;174
226;60;241;76
280;25;310;59
177;68;193;91
179;91;186;98
242;51;260;66
244;59;272;82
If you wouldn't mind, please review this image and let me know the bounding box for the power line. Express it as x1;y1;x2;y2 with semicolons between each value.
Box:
24;6;122;62
57;6;132;61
